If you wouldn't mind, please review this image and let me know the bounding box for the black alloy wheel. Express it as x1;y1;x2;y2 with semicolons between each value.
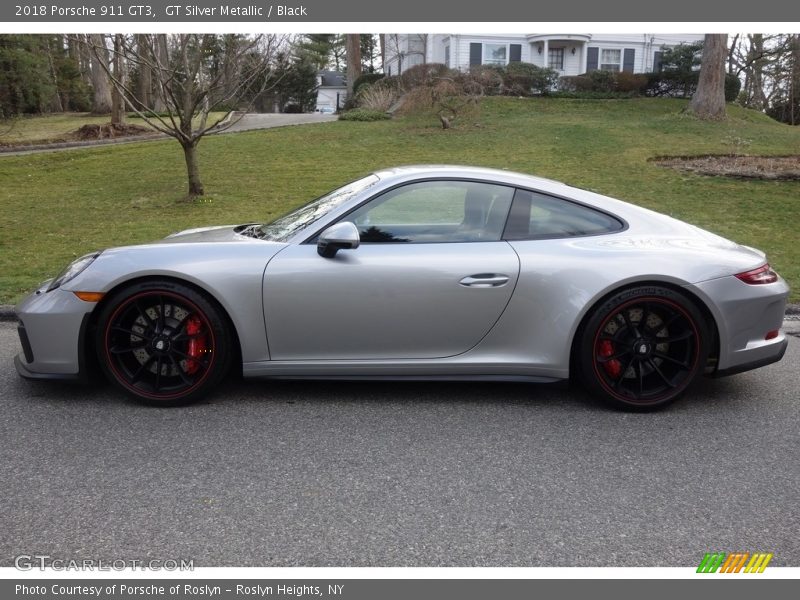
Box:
96;281;231;406
579;286;709;410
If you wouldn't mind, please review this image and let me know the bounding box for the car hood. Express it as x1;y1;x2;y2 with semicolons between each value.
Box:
160;224;259;243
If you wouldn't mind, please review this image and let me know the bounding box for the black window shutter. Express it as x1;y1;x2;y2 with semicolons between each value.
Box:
586;47;598;72
469;43;482;66
623;48;635;73
653;51;663;73
509;44;522;62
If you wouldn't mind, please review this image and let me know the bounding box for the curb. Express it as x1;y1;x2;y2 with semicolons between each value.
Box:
2;303;800;323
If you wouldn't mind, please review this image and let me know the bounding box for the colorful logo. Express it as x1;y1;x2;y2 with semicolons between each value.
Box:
697;552;773;573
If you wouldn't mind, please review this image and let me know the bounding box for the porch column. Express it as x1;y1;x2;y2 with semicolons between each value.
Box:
543;39;549;68
581;42;588;74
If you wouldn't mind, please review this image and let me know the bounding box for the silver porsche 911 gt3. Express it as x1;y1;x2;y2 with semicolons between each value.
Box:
15;166;789;410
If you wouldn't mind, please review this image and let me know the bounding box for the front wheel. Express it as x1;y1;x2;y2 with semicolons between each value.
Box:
95;280;232;406
577;286;709;411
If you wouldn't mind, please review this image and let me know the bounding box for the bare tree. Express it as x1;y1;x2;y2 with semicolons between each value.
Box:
135;34;153;110
110;34;126;125
384;34;404;76
43;37;64;112
84;33;284;197
408;34;429;67
88;34;112;114
688;34;728;120
383;34;430;80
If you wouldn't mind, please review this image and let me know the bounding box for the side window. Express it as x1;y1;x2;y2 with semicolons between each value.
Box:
504;188;624;240
344;181;514;243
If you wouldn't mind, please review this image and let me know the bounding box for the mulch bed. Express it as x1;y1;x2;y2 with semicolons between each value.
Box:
73;123;152;140
653;154;800;180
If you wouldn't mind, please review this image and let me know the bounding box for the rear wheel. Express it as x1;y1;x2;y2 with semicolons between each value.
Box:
96;280;231;406
578;286;709;410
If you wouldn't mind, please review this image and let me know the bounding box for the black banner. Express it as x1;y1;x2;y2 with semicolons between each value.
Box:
2;0;797;23
4;579;800;600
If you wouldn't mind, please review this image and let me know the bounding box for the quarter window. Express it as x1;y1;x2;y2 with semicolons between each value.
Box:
503;188;623;240
345;181;514;243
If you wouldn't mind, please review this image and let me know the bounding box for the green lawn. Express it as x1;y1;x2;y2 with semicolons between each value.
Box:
0;97;798;304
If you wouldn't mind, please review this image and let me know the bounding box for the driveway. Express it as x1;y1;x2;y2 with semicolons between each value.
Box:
0;113;338;157
221;112;337;133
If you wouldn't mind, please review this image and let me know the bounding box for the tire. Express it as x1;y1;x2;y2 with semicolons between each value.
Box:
95;280;232;406
577;285;709;411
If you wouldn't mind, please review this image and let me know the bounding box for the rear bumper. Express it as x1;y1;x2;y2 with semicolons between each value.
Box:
689;274;789;374
711;336;788;377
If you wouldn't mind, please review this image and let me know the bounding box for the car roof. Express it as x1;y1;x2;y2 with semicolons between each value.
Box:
372;165;568;190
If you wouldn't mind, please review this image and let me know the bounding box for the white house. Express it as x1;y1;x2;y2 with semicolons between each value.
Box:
315;71;348;113
384;34;703;77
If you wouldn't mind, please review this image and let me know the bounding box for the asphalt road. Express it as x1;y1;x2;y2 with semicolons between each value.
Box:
1;321;798;567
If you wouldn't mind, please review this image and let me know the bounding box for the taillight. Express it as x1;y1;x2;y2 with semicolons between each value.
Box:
735;264;778;285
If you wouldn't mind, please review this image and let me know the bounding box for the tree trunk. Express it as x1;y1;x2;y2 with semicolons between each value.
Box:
89;34;113;114
792;34;800;126
44;37;64;113
152;35;169;113
688;34;728;120
750;34;767;110
76;34;92;87
345;34;362;100
110;34;126;125
135;34;152;110
182;141;204;196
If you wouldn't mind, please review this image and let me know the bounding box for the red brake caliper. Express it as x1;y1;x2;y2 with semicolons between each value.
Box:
598;339;622;379
185;315;207;375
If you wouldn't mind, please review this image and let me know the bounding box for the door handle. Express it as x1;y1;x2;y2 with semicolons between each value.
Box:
459;274;510;288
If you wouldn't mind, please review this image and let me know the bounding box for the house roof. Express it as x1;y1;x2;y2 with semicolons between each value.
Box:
318;71;347;88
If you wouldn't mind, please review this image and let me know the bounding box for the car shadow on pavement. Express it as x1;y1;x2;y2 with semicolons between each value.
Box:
8;367;761;414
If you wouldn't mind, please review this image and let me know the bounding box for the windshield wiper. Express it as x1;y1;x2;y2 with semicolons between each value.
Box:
234;223;264;238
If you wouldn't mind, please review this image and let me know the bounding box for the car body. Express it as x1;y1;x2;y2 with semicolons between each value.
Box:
15;165;789;409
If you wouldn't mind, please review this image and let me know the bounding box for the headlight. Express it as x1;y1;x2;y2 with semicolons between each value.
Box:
47;252;101;292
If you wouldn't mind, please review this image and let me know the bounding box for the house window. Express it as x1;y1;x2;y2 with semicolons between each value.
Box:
600;49;622;71
444;45;450;67
483;44;507;66
548;48;565;71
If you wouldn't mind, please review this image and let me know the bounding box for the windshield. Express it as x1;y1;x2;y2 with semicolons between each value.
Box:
258;174;380;242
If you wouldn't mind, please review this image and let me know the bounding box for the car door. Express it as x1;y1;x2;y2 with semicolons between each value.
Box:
263;180;521;360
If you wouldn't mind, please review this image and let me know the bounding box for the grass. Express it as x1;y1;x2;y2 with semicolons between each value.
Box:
0;97;798;304
0;111;228;145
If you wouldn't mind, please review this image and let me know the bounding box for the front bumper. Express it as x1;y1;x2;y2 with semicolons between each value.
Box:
14;283;95;380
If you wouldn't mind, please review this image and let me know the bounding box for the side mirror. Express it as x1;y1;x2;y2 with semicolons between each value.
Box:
317;222;360;258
